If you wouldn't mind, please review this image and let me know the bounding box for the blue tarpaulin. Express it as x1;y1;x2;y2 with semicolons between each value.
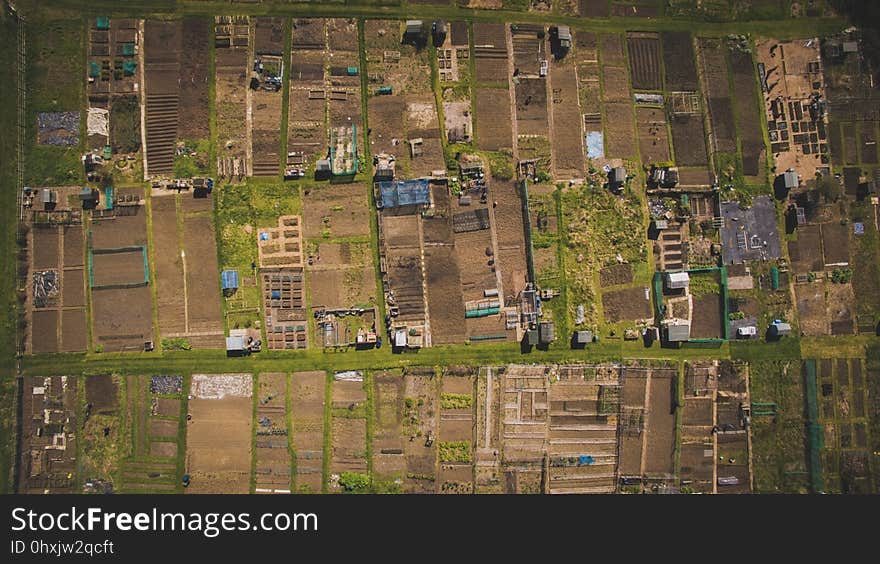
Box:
578;455;595;465
586;132;604;159
221;270;239;290
379;179;431;209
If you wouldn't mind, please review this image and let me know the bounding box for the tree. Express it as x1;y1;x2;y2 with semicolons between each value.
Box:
815;175;842;203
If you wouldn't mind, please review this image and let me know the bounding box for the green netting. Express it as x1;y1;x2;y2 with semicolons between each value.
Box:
89;61;100;78
465;307;500;318
468;334;507;341
803;360;824;493
96;16;110;30
121;43;135;57
123;60;137;76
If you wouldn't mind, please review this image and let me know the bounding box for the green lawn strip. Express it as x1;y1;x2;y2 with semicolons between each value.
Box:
0;10;22;493
16;333;806;377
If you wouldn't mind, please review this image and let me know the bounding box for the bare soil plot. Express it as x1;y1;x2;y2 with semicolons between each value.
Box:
636;106;671;164
150;195;186;336
186;396;252;493
373;370;406;480
405;97;445;176
302;184;370;239
511;24;545;76
821;222;850;266
699;38;737;155
599;263;633;288
291;371;326;493
796;282;828;336
439;373;475;444
63;225;84;267
251;17;286;176
182;215;223;341
729;48;764;177
367;95;405;159
515;78;549;136
670;114;709;167
492;180;529;300
627;33;662;91
33;228;60;270
179;18;210;139
403;369;439;493
149;419;178;438
827;282;855;335
644;367;676;477
309;266;375;310
603;102;637;159
843;123;858;166
602;286;652;323
580;0;610;17
619;370;648;476
473;23;509;83
91;250;145;287
550;62;585;178
425;243;466;345
691;293;724;339
600;33;625;67
288;91;327;164
61;310;88;352
601;66;630;102
186;374;253;494
255;373;291;494
475;88;513;151
215;30;249;167
155;398;181;417
62;267;84;307
329;417;367;488
861;123;878;164
143;20;182;175
611;3;659;17
150;442;177;458
662;32;698;91
86;375;119;415
788;224;823;273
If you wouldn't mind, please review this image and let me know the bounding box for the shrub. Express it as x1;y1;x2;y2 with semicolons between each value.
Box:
830;268;853;284
438;441;472;463
440;393;473;410
161;337;192;351
338;472;370;492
